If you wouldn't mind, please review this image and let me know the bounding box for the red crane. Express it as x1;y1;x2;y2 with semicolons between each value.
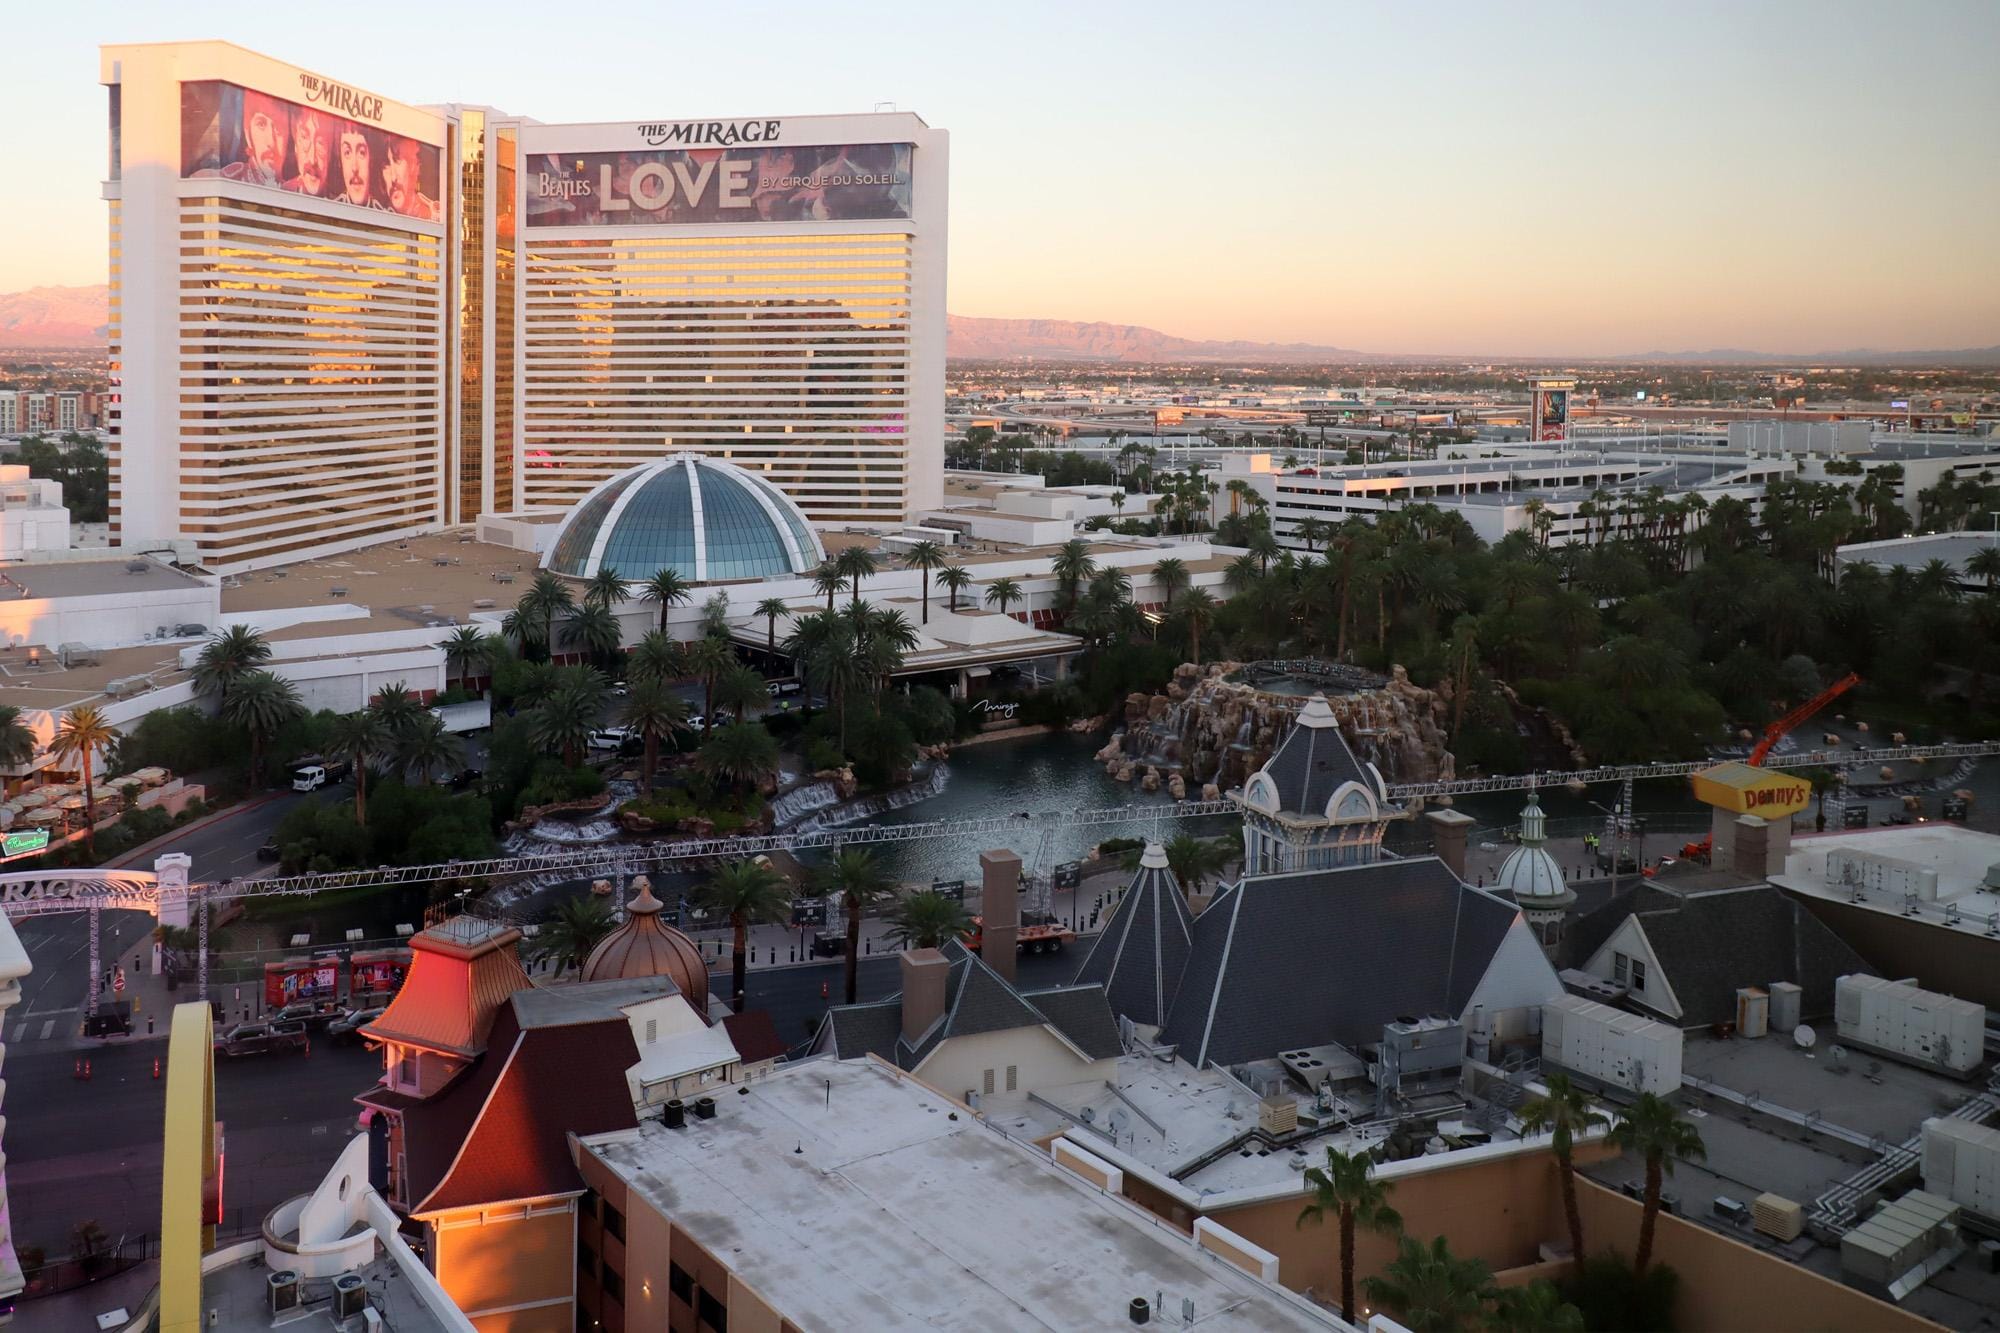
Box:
1747;672;1862;766
1682;672;1861;862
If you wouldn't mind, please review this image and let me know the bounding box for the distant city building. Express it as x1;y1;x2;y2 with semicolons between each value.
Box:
101;40;946;573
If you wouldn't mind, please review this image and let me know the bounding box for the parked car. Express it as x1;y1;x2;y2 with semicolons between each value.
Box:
766;679;803;698
257;838;282;862
588;727;635;751
327;1005;388;1044
214;1020;309;1058
274;1001;343;1030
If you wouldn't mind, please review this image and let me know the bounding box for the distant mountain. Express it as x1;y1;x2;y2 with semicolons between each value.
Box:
1612;345;2000;368
0;284;108;349
946;314;1380;364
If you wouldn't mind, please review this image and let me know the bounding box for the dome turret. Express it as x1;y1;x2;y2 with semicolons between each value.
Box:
581;877;710;1013
1492;794;1574;947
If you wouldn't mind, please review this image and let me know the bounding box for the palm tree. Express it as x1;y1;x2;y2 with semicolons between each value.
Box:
983;576;1025;619
1294;517;1329;554
1152;557;1190;611
1608;1092;1707;1273
938;564;972;612
325;710;391;828
583;566;629;612
817;848;889;1004
394;712;464;785
221;672;305;789
628;630;684;686
1968;544;2000;594
696;723;780;795
520;571;577;658
0;705;38;797
713;663;768;725
534;895;617;976
51;705;115;855
1164;832;1231;896
1297;1147;1402;1322
754;597;790;653
901;539;947;623
834;546;879;602
442;626;500;691
561;603;624;667
1487;1279;1584;1333
528;681;597;767
619;680;688;790
696;859;792;1011
885;889;972;950
1361;1234;1497;1333
1519;1072;1606;1275
811;559;847;612
191;625;272;702
640;568;692;635
370;682;424;737
685;635;735;735
1052;539;1097;617
1173;587;1218;665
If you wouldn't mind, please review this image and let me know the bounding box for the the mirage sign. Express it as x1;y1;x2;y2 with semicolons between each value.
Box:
526;141;913;227
0;870;163;912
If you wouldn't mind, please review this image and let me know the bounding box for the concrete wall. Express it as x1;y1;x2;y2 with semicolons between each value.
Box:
0;580;217;650
913;1024;1116;1104
430;1202;576;1331
1783;893;2000;1010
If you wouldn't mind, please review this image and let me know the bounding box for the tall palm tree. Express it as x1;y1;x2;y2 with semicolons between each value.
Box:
937;564;972;612
885;890;972;950
834;546;879;602
191;625;272;702
640;568;692;635
583;566;629;613
1152;557;1190;610
518;571;577;657
1361;1234;1496;1333
619;679;688;790
1173;587;1218;665
1608;1093;1707;1273
0;705;38;797
900;540;947;623
221;671;305;789
1297;1147;1402;1322
696;721;780;795
561;603;624;668
1294;517;1329;554
528;680;598;767
754;597;790;653
696;859;792;1011
442;626;500;691
325;709;391;828
394;713;464;786
1519;1072;1606;1275
628;630;684;687
370;683;424;737
713;663;768;725
811;560;847;612
817;848;889;1004
51;705;115;855
534;895;617;975
1967;544;2000;594
1164;832;1231;896
983;576;1025;619
1051;539;1097;617
685;635;735;735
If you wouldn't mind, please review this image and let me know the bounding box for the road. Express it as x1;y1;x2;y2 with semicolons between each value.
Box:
7;941;1089;1253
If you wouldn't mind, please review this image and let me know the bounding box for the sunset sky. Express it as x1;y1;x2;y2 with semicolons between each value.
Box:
9;0;1997;356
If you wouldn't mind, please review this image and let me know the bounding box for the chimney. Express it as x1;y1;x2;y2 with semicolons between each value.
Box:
900;948;949;1045
1733;814;1771;879
1425;808;1475;882
978;848;1023;982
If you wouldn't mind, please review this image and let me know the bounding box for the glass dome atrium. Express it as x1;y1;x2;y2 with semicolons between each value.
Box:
541;454;826;584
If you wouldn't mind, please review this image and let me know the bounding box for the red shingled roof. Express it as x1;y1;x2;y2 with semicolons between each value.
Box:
720;1010;787;1066
411;1003;640;1216
363;920;532;1059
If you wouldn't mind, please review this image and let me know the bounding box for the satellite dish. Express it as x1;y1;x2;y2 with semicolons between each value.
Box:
1793;1024;1816;1050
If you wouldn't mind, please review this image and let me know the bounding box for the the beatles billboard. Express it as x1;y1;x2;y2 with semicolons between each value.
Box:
180;79;443;222
524;140;913;228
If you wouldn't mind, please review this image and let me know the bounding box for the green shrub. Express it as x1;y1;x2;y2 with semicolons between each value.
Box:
803;737;845;772
1561;1253;1678;1333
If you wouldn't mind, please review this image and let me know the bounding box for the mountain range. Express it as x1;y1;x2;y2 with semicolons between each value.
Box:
0;284;1991;367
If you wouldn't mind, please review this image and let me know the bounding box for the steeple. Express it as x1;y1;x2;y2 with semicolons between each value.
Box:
1493;793;1575;947
1234;694;1399;875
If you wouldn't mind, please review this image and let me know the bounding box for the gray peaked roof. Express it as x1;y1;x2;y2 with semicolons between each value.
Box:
1071;843;1195;1026
1157;856;1522;1067
818;940;1123;1068
1257;693;1378;817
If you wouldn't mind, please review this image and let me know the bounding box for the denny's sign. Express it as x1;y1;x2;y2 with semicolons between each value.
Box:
1690;763;1813;819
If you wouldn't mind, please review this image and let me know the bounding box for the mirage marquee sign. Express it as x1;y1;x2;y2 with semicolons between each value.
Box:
0;870;165;912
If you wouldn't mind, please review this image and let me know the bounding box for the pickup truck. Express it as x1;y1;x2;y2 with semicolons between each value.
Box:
214;1020;310;1058
290;757;352;792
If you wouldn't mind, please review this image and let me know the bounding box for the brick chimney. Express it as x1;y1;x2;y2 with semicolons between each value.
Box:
978;849;1022;982
1425;808;1475;882
900;948;949;1045
1733;814;1771;879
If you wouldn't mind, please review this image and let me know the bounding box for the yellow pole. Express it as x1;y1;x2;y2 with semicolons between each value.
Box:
159;1001;216;1333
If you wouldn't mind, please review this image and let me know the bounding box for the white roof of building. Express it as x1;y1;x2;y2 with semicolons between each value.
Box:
1772;825;2000;935
581;1057;1350;1331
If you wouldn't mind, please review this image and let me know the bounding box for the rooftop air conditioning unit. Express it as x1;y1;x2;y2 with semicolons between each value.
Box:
332;1272;368;1318
268;1269;300;1314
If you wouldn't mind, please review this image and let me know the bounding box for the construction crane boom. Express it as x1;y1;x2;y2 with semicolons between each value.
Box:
1748;672;1862;766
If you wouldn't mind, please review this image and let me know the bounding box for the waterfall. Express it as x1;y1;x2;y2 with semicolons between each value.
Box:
770;779;843;828
787;763;950;833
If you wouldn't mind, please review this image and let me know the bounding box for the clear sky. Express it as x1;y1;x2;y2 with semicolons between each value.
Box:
9;0;1998;356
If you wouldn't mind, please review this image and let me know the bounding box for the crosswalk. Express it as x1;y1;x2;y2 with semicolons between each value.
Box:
7;1010;77;1046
